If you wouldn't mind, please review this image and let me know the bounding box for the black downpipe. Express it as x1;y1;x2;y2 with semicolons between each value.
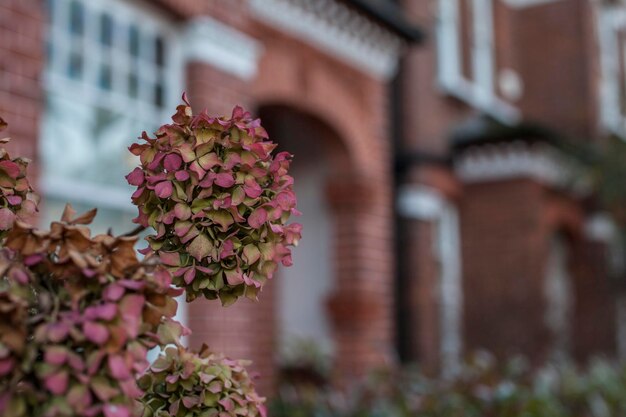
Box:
391;55;411;363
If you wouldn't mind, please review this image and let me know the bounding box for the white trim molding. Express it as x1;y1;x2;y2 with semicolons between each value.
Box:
41;0;184;213
397;185;446;220
182;17;262;80
585;212;620;243
618;297;626;361
596;5;626;138
544;235;574;360
584;212;626;360
248;0;404;80
585;212;625;279
454;141;590;193
501;0;566;8
398;185;463;377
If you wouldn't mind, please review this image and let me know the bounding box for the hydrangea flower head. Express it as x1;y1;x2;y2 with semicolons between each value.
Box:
127;95;301;305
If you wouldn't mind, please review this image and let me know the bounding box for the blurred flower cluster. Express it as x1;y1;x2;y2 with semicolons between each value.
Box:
127;95;301;305
271;352;626;417
0;99;281;417
0;205;184;417
0;117;39;238
139;344;266;417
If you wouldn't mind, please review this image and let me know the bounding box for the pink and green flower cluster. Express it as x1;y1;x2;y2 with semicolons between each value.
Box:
138;345;266;417
0;205;185;417
0;99;292;417
127;97;301;305
0;117;39;238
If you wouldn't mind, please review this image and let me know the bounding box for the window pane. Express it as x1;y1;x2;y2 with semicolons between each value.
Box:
67;51;83;79
129;25;140;57
69;0;84;35
128;71;139;98
46;40;53;63
155;36;165;67
99;64;112;90
154;82;164;108
46;0;55;16
100;13;113;46
42;94;154;188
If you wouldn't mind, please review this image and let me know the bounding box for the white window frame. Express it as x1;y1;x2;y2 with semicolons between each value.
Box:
585;213;626;360
42;0;184;212
597;5;626;138
42;0;188;333
398;185;463;377
437;0;520;123
544;235;574;360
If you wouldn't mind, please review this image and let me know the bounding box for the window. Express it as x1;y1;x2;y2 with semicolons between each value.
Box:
437;0;519;122
42;0;182;233
597;5;626;138
544;235;573;360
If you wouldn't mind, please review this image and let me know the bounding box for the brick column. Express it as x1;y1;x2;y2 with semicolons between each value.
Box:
571;237;616;360
326;175;395;380
184;62;280;395
0;0;45;174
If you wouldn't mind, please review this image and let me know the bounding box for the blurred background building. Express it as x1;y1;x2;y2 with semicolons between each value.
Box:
1;0;625;395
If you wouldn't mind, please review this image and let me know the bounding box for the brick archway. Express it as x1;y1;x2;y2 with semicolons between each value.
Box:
256;102;377;368
255;98;395;384
250;33;397;382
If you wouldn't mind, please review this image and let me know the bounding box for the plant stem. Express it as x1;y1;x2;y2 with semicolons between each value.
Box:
121;225;147;237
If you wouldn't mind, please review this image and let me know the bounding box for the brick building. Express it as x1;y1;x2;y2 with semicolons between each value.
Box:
397;0;623;375
0;0;623;395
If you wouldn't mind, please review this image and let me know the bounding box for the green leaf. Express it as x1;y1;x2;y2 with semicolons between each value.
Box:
187;233;213;261
232;186;246;206
207;210;234;231
242;244;261;264
191;199;212;213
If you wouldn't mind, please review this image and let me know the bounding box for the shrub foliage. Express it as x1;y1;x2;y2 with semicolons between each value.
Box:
271;353;626;417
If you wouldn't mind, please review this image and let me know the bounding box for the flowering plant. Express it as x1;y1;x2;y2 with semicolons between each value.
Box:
139;344;266;417
0;205;185;417
126;95;301;305
0;97;295;417
0;118;39;237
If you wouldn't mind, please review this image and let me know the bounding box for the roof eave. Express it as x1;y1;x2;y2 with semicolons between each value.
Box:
341;0;425;43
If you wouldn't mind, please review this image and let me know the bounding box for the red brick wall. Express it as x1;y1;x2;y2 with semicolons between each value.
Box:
460;177;616;362
400;34;473;155
152;0;203;19
0;0;44;172
460;179;550;361
571;239;617;360
153;0;252;34
186;62;254;116
513;0;596;139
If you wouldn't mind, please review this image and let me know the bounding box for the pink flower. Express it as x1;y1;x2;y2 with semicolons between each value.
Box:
126;100;302;305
